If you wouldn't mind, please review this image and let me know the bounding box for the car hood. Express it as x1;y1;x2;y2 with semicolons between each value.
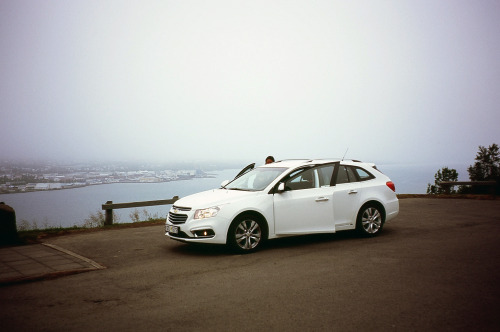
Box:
174;188;257;208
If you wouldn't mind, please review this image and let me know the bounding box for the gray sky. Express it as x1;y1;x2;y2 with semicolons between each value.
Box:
1;0;499;166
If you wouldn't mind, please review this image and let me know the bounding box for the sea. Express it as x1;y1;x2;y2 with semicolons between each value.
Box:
0;163;470;229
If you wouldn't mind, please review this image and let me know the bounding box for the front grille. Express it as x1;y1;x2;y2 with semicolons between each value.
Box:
168;212;188;224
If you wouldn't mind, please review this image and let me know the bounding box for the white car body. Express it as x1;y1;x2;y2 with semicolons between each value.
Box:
166;159;399;252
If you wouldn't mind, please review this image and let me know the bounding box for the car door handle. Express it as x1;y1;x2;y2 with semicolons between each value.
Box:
348;190;358;195
315;197;329;202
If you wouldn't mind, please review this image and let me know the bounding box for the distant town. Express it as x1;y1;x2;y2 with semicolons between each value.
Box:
0;161;219;194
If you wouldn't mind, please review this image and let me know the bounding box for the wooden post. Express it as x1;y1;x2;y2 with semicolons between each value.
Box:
105;201;113;225
101;196;180;226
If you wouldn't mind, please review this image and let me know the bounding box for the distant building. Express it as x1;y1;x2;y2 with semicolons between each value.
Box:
139;177;160;183
34;183;63;190
25;183;37;190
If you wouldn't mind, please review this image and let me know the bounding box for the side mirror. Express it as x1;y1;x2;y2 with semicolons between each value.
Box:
276;182;285;193
220;180;230;188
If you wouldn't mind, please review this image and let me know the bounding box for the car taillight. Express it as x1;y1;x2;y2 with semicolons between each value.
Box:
386;181;396;192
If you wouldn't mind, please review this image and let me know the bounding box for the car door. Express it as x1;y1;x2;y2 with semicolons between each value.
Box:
234;163;255;179
273;165;335;235
332;165;361;230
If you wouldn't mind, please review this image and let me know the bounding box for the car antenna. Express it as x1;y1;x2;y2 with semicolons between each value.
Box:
342;148;349;161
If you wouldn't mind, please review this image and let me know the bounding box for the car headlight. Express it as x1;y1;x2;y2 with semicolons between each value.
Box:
194;206;220;220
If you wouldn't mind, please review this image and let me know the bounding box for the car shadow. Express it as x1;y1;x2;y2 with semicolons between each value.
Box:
167;242;230;256
165;227;396;256
267;227;395;249
264;231;357;249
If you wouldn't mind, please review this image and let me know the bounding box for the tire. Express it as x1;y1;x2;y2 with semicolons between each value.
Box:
227;214;266;253
356;204;384;236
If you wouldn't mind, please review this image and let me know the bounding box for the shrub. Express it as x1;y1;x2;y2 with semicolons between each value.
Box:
427;167;458;194
83;210;119;228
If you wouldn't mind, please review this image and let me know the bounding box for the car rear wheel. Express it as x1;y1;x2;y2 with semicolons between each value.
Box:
356;204;384;236
227;214;265;253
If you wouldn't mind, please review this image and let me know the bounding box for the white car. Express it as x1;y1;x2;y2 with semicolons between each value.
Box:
166;159;399;253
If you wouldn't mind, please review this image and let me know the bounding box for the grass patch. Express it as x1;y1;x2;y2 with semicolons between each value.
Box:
16;208;166;244
17;218;166;244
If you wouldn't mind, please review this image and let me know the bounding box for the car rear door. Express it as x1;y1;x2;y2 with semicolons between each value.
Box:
331;164;361;229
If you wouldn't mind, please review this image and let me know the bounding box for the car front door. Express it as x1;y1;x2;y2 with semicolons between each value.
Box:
273;165;335;235
234;163;255;179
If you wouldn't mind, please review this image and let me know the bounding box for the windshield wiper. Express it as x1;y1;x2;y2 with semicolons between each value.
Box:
226;188;250;191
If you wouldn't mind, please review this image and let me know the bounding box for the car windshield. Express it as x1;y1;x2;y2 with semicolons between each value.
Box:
225;167;287;191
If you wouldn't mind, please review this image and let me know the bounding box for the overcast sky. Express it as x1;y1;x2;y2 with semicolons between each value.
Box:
1;0;499;166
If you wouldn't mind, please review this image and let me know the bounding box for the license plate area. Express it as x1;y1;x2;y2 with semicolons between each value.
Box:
166;225;179;234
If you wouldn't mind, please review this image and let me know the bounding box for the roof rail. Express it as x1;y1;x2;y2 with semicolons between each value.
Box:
274;159;311;163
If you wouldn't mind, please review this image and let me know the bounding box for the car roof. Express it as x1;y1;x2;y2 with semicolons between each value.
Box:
262;159;372;169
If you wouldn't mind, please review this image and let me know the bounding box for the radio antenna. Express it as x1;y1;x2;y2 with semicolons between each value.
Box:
341;148;349;161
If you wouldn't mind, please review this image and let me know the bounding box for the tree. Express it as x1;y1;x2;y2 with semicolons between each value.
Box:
467;143;500;194
468;144;500;181
427;167;458;194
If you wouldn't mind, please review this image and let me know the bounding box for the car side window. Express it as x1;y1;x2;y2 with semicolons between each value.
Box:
336;165;364;184
346;166;357;182
353;167;375;181
285;168;316;191
336;166;349;184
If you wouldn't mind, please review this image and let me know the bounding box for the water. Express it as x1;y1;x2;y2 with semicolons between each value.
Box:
0;164;470;229
1;169;239;229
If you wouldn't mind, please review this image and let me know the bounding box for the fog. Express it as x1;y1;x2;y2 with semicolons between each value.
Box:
1;0;499;166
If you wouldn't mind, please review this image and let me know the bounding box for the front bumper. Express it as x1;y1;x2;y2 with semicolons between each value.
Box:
165;213;229;244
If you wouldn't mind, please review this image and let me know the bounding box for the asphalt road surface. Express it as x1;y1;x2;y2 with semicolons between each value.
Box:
1;198;499;331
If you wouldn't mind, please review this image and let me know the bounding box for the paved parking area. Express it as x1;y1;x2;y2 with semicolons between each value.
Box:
0;198;499;331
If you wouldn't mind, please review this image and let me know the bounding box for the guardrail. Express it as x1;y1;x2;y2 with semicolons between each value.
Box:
101;196;179;225
439;181;496;196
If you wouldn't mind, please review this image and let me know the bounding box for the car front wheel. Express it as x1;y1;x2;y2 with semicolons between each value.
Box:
227;214;265;253
356;204;384;236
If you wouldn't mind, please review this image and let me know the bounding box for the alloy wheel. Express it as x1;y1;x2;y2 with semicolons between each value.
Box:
234;219;262;250
361;207;382;234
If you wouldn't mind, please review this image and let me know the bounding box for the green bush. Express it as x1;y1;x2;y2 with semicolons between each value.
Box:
427;167;458;194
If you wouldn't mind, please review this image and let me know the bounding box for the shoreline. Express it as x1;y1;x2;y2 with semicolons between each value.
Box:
0;175;217;195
